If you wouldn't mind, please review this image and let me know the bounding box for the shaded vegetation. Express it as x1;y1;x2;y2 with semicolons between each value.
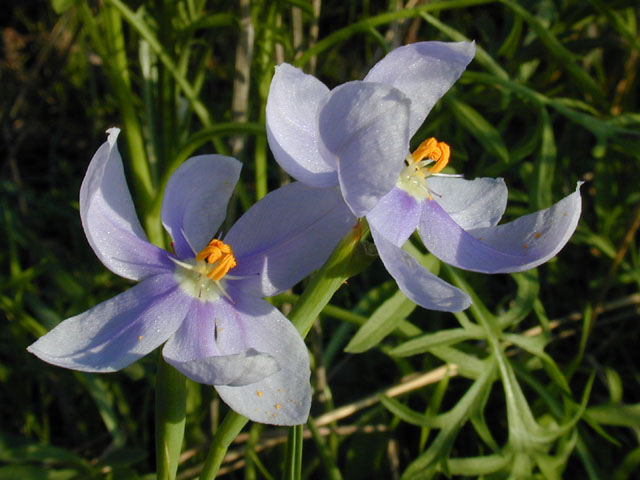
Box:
1;0;639;478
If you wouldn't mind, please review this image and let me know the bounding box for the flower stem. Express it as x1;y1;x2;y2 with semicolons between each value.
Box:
289;219;368;336
155;356;187;480
199;411;249;479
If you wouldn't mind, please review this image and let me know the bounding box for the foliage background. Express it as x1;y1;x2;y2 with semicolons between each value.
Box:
1;0;639;478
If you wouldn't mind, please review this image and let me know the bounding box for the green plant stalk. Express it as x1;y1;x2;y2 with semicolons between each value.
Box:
78;3;161;246
253;3;278;201
155;356;187;480
156;0;177;175
283;424;304;480
198;220;364;479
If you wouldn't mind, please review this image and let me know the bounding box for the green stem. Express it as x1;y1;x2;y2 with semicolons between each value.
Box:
289;219;368;336
155;356;187;480
78;3;162;245
199;412;249;479
199;220;364;479
283;424;303;480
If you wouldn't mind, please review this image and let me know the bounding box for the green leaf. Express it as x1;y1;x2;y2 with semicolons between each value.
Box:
0;444;85;466
345;289;417;353
379;395;451;428
420;372;451;451
446;97;509;164
389;328;481;357
430;346;485;379
613;446;640;480
462;71;635;138
443;264;498;334
75;373;127;448
446;454;511;476
503;333;570;393
294;0;497;68
605;367;624;404
400;359;497;479
51;0;75;14
498;270;540;329
420;12;509;80
0;466;78;480
586;403;640;427
468;373;500;452
533;107;557;210
499;0;605;104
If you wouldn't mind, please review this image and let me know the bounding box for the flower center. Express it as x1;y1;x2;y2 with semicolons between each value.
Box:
195;239;237;281
172;239;237;302
396;137;454;200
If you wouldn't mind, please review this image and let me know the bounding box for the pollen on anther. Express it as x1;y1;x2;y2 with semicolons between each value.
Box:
275;403;281;410
535;232;541;239
138;335;143;341
523;244;529;249
256;390;263;397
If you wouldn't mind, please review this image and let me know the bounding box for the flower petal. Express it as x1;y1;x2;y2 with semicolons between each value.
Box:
27;273;187;372
214;296;312;425
426;176;507;229
162;155;241;259
364;41;475;136
367;187;421;247
266;64;337;187
225;182;356;297
319;81;411;217
162;298;279;386
418;184;582;273
370;226;471;312
80;128;172;281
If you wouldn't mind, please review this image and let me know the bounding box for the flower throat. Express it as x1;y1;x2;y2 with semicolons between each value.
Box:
397;137;455;200
171;238;237;302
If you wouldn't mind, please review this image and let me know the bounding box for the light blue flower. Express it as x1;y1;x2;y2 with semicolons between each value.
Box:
266;41;582;312
28;128;354;425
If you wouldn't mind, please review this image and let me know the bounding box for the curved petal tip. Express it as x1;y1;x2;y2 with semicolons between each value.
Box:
106;127;120;147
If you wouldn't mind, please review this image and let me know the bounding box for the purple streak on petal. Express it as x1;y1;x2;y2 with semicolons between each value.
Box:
162;155;241;259
426;176;507;229
367;187;421;247
80;128;172;281
162;298;279;386
418;184;582;273
370;226;471;312
319;81;411;217
266;64;338;187
214;296;311;426
364;41;475;136
225;183;356;297
27;273;187;372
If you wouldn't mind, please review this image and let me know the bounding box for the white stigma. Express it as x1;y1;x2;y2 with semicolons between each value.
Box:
171;257;231;302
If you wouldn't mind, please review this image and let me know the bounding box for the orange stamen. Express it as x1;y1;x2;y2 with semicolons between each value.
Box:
411;137;450;174
196;239;237;281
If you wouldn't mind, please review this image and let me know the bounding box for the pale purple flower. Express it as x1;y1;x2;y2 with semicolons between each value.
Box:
266;41;582;312
28;128;354;425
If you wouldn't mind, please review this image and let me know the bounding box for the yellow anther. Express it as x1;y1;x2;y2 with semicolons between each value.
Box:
196;239;237;281
411;137;451;174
